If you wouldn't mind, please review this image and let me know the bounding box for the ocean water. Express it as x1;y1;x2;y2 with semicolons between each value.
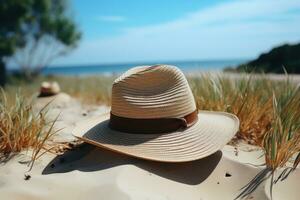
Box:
42;59;246;75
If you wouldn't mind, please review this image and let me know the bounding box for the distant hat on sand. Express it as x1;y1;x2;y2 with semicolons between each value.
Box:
36;81;71;108
39;81;61;97
73;65;239;162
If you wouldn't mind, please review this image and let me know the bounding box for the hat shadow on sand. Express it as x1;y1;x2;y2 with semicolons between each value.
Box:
42;143;222;185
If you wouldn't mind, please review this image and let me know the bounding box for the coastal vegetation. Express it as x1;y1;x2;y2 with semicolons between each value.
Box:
227;43;300;74
191;74;300;197
0;90;57;162
3;74;299;148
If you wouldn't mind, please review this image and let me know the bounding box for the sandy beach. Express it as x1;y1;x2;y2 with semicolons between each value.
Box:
0;94;299;200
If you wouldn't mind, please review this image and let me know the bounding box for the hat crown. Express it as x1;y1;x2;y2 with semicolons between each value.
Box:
111;65;196;119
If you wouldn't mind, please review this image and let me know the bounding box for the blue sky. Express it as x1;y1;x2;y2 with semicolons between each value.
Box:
53;0;300;66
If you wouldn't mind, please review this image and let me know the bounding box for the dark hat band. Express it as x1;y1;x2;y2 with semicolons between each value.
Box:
109;110;198;134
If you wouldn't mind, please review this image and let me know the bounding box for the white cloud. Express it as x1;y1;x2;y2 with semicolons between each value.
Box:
54;0;300;65
96;15;126;22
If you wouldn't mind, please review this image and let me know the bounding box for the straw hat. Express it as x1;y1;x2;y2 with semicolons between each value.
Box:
73;65;239;162
39;81;61;97
36;81;71;108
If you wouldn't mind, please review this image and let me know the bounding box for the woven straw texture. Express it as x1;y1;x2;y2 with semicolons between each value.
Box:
111;65;196;118
73;65;239;162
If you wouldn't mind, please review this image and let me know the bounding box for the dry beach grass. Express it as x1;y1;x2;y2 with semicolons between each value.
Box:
190;74;300;198
6;75;114;105
0;90;59;170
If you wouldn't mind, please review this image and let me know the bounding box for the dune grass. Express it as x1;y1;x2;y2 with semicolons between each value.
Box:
188;73;300;199
5;73;299;149
189;74;274;145
0;89;57;165
1;74;114;164
6;75;114;105
263;80;300;171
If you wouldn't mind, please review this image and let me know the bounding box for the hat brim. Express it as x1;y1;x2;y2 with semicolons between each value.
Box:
72;111;239;163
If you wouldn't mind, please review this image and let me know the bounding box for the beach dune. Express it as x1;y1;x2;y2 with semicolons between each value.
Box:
0;94;299;200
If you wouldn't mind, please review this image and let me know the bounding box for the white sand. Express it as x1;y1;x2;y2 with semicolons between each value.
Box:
0;95;299;200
